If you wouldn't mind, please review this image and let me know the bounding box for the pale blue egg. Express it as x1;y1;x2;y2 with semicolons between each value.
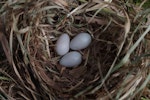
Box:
70;33;91;50
56;34;70;56
59;51;82;67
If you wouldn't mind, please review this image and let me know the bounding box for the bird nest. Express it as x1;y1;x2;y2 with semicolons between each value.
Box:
0;0;150;100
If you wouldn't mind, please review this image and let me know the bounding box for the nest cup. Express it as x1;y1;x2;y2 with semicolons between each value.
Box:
1;0;145;100
30;2;125;99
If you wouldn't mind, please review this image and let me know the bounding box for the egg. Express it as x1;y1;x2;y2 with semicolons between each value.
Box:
70;32;92;50
59;51;82;67
56;34;70;56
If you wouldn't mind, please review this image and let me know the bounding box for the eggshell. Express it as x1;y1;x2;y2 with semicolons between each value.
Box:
70;32;91;50
56;34;70;56
59;51;82;67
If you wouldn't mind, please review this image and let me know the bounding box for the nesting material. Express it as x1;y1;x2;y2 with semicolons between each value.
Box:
1;0;149;100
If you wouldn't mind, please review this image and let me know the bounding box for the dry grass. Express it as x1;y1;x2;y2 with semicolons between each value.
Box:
0;0;150;100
